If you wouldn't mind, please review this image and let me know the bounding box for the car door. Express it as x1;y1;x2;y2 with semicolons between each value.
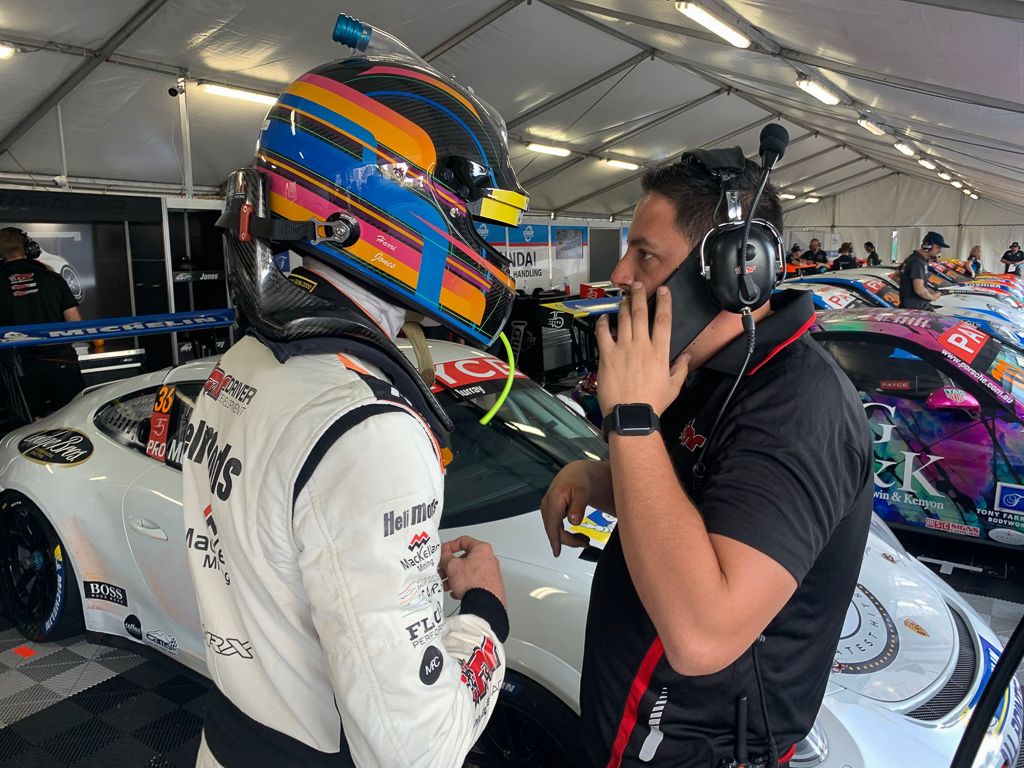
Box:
120;377;205;662
816;334;1024;544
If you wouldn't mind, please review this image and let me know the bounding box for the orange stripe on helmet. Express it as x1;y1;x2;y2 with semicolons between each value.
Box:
286;77;437;170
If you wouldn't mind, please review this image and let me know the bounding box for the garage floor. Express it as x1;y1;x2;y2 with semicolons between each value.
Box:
0;535;1021;767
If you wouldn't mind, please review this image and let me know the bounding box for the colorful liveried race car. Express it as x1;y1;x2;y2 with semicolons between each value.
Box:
0;340;1021;766
796;271;1024;348
813;308;1024;548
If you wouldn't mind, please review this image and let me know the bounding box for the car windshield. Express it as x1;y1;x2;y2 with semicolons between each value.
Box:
983;343;1024;403
854;277;901;306
436;378;607;528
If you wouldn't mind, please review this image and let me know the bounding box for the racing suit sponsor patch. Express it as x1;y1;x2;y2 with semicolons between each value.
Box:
459;637;501;706
419;646;443;685
204;629;254;659
186;505;231;585
124;614;143;640
179;419;243;501
204;365;258;415
84;581;128;607
383;499;438;538
399;532;441;572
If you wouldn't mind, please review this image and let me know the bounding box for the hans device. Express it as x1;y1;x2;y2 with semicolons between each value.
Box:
655;124;789;361
602;403;660;439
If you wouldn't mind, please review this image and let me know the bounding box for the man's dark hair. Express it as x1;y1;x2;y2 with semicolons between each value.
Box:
0;227;27;260
640;158;782;251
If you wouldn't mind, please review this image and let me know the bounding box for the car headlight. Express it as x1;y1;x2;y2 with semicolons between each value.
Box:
870;512;908;556
791;720;829;767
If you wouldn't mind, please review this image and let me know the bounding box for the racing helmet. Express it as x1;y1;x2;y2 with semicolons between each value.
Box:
248;19;529;347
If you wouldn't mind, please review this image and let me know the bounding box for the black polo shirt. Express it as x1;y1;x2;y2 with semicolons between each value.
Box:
1002;250;1023;274
898;251;932;310
580;290;873;768
805;248;829;265
0;259;79;362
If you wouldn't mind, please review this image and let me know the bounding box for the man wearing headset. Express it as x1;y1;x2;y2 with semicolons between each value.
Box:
898;231;947;310
0;227;83;418
541;157;872;767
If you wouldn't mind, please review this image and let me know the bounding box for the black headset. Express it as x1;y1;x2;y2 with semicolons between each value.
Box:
683;124;789;314
19;229;41;259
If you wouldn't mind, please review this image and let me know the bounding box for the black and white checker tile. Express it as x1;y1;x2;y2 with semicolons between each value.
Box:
0;617;208;767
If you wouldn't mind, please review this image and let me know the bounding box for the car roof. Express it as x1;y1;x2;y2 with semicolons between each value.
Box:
813;307;961;339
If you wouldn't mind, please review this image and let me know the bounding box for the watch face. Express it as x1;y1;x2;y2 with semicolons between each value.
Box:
616;404;656;435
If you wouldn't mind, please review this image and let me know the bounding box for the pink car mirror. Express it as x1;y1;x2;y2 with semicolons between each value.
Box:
926;387;981;418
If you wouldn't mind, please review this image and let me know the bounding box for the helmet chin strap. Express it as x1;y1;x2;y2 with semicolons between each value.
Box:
401;315;435;388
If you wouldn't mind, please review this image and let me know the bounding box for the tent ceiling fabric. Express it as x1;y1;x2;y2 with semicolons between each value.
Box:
0;0;1020;216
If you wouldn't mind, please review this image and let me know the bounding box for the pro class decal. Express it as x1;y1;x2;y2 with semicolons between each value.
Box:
84;581;127;607
18;429;94;466
146;385;175;461
43;545;66;634
832;584;899;674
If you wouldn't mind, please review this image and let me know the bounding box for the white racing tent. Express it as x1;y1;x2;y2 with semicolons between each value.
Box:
0;0;1021;270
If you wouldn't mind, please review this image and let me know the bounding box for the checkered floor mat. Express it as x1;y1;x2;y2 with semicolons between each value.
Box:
0;618;207;767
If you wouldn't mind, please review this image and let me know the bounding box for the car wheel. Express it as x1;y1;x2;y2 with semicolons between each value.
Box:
0;491;84;641
465;670;588;768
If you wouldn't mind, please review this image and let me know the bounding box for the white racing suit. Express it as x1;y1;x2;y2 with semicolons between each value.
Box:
183;269;508;768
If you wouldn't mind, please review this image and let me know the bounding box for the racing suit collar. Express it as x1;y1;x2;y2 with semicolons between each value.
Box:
299;258;407;340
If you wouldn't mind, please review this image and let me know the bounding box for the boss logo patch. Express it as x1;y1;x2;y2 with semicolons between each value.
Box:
84;581;127;607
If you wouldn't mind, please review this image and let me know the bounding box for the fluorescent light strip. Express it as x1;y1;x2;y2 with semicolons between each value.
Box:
962;188;972;195
970;193;979;200
527;143;572;157
803;196;820;204
937;171;952;181
778;192;797;200
795;77;840;106
893;142;916;157
917;159;936;170
198;82;277;106
675;2;751;48
857;117;886;136
0;44;15;60
951;180;963;189
604;158;640;171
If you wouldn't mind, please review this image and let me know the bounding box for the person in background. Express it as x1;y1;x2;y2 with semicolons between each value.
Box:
803;238;829;273
1001;242;1023;275
863;241;882;266
898;231;947;310
785;243;803;266
832;242;858;271
0;227;84;419
967;245;983;277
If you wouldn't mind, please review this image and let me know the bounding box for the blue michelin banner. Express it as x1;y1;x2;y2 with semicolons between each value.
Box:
0;309;235;348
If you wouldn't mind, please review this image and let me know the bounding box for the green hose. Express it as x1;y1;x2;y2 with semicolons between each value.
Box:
479;331;516;425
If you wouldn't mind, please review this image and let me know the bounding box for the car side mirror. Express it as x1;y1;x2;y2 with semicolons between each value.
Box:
926;387;981;418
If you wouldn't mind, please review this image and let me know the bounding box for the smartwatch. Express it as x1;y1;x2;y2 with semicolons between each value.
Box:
602;403;660;439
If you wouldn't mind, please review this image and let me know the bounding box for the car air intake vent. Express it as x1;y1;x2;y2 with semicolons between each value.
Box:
907;609;976;721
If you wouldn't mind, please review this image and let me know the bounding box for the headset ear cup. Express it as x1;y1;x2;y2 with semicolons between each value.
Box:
702;223;779;313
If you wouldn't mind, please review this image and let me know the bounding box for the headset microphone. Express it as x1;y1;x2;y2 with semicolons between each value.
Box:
758;123;790;170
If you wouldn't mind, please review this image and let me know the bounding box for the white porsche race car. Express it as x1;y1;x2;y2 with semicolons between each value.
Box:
0;340;1020;767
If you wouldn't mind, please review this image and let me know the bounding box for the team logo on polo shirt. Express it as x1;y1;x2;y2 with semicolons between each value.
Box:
678;419;706;452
